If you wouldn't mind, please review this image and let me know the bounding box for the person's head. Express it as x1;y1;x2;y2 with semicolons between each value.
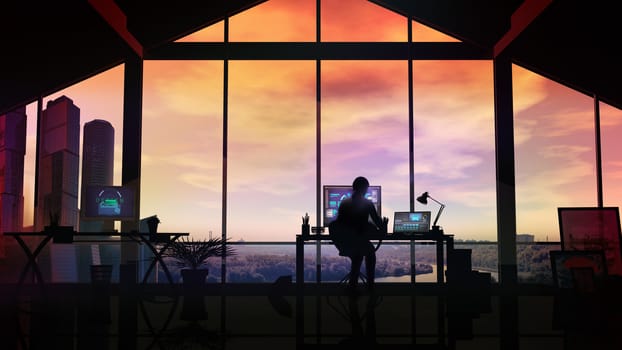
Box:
352;176;370;194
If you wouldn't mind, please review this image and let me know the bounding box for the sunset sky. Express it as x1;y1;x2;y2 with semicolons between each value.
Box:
20;0;622;242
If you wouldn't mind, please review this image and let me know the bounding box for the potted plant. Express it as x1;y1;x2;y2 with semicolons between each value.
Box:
163;236;236;286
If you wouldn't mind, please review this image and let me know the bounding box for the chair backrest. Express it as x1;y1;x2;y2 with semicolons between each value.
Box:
328;220;352;257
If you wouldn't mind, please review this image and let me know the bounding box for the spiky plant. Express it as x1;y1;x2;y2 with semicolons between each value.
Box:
163;237;236;270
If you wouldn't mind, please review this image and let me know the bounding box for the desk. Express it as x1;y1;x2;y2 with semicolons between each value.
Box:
139;232;189;284
5;230;188;286
295;232;454;286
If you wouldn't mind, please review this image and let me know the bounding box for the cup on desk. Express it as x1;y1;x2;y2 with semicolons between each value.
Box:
301;224;310;237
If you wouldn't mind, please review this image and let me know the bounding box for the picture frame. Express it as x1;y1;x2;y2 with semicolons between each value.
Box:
549;250;607;290
558;207;622;276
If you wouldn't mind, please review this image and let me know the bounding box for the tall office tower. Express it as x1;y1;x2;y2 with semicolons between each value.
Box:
78;119;115;282
35;95;80;282
79;119;114;233
0;107;27;258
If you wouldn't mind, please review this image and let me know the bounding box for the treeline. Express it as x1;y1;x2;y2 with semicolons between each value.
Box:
160;243;559;284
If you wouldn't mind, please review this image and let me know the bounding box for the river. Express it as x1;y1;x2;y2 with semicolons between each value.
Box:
375;265;498;283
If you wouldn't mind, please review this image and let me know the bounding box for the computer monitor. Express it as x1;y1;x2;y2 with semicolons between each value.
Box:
393;211;432;234
82;185;136;220
323;185;381;226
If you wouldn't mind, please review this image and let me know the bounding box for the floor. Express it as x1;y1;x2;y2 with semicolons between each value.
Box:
1;281;621;350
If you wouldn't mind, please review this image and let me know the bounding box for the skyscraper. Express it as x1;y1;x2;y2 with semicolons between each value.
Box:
0;107;27;258
78;119;116;282
80;119;114;233
36;95;80;282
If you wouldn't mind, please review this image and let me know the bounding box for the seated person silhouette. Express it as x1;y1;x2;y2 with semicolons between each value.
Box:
329;176;387;292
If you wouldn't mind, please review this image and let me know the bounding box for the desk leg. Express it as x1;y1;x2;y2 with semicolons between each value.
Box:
437;238;444;284
445;236;454;285
410;240;416;283
141;240;175;285
15;235;53;286
296;236;303;289
295;235;304;346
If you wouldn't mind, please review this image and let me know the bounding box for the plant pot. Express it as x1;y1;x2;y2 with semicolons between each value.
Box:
180;269;208;321
181;268;209;287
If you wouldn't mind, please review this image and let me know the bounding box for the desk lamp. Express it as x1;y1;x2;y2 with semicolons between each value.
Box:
416;191;445;233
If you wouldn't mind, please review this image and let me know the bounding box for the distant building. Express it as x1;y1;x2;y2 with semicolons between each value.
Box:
79;119;114;233
0;107;27;257
77;119;115;281
35;96;80;282
516;234;535;242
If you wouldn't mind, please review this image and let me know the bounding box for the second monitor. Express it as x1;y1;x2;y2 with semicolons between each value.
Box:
323;185;381;226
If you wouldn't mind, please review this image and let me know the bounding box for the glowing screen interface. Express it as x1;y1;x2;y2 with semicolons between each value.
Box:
323;185;381;226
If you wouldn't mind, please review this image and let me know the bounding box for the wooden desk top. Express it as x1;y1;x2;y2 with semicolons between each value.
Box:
298;232;453;241
4;231;189;237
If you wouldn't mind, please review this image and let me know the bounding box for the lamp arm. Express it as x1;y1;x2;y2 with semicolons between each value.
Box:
432;203;445;227
430;197;445;227
423;194;445;228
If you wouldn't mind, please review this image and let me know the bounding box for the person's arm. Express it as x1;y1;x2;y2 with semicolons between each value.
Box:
367;201;383;228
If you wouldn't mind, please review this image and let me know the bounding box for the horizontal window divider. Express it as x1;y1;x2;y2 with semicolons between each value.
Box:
145;41;490;60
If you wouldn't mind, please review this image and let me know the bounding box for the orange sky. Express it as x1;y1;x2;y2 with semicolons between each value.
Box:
21;0;622;242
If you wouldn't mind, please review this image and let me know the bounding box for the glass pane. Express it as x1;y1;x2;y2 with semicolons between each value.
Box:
176;21;224;42
41;65;126;229
321;0;406;42
228;61;316;241
412;20;461;42
142;61;224;239
229;0;316;42
517;243;560;284
321;60;410;227
29;65;125;282
513;65;596;242
601;102;622;208
413;61;496;241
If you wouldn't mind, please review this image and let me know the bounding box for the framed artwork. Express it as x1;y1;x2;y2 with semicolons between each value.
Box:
558;207;622;276
550;250;607;289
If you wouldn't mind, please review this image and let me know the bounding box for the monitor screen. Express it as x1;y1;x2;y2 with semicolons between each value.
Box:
83;185;135;220
393;211;432;233
323;185;381;226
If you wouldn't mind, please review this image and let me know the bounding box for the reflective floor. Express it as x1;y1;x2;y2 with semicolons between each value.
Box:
1;282;621;350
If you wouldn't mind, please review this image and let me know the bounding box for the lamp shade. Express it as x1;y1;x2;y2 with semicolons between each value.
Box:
416;191;445;230
416;192;429;205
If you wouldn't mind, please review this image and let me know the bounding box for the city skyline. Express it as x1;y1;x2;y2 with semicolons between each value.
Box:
11;0;622;242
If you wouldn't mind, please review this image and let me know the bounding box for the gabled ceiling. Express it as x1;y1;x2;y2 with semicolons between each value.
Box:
0;0;266;114
1;0;620;114
371;0;621;110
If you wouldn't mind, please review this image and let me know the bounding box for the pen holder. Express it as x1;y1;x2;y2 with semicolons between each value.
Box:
301;224;310;237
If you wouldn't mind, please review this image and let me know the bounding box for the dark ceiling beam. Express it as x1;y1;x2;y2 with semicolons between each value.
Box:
88;0;143;58
369;0;521;48
493;0;552;57
117;0;268;49
146;42;490;61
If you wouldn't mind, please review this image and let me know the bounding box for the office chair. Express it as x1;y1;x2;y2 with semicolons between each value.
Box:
329;220;383;287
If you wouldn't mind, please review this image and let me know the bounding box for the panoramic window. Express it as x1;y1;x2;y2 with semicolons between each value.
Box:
38;64;126;231
321;60;410;223
142;61;224;239
412;60;496;242
321;0;406;42
600;102;622;209
513;65;596;243
175;21;224;42
229;0;316;42
228;60;316;242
